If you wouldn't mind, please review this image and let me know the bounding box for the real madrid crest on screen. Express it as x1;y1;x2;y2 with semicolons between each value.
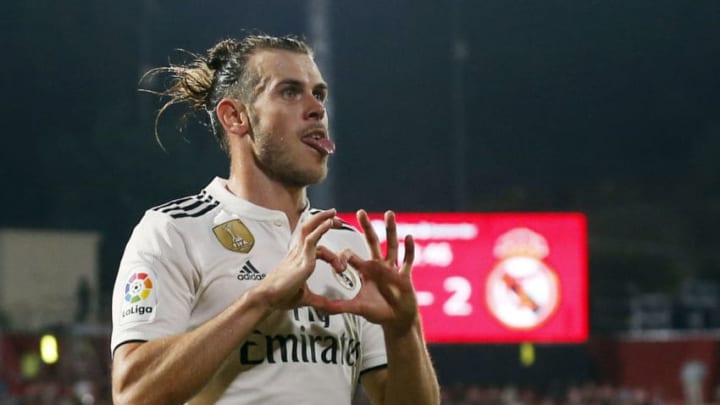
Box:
213;219;255;253
485;227;560;330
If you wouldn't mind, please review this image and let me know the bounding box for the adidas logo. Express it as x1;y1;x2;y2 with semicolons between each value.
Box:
237;260;266;281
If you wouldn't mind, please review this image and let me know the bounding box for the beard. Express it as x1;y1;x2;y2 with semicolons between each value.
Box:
249;116;328;188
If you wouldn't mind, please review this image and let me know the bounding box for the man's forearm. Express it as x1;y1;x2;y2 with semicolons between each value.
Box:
382;318;440;405
112;289;273;405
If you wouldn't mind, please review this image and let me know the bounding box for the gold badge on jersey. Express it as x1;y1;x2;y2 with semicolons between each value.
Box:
213;219;255;253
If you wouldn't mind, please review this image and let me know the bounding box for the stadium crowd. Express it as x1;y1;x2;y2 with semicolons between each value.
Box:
1;377;706;405
355;382;687;405
0;334;715;404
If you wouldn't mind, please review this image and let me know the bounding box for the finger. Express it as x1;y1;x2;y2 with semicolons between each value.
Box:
347;255;401;306
303;289;332;309
303;218;334;256
400;234;415;276
357;209;382;259
384;210;398;265
349;255;406;286
301;209;337;238
311;296;362;316
316;245;346;271
347;254;383;278
331;248;355;273
331;216;346;229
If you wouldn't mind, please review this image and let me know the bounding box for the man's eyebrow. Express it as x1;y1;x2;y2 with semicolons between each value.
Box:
274;79;328;91
276;79;303;87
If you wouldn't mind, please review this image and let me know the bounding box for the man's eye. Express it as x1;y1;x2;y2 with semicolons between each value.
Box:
281;88;300;99
313;91;327;102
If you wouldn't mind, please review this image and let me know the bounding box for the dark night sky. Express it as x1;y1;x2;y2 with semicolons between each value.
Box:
3;0;719;324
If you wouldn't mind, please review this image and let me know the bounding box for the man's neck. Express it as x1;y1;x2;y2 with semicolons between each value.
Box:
225;172;307;231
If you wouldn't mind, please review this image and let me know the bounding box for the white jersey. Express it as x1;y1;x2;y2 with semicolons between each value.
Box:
111;177;387;405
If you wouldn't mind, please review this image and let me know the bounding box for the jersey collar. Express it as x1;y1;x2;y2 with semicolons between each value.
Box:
205;177;311;222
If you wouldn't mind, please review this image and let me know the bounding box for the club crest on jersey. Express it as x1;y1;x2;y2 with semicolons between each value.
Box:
213;219;255;253
120;271;158;325
333;269;359;291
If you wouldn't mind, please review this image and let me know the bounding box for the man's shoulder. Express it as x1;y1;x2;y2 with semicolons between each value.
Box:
148;189;221;221
126;189;222;250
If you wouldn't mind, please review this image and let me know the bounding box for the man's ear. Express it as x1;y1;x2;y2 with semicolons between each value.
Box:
216;98;250;137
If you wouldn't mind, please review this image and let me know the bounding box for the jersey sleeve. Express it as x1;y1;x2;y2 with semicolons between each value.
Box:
359;318;387;375
110;210;198;354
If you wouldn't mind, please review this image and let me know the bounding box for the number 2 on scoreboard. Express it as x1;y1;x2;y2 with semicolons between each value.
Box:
443;276;472;316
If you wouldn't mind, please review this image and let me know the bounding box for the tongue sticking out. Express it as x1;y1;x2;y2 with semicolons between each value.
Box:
303;137;336;155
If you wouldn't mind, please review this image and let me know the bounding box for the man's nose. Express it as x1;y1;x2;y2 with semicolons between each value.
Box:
304;95;326;121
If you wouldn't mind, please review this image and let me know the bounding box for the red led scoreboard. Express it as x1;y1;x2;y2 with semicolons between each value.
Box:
337;213;588;344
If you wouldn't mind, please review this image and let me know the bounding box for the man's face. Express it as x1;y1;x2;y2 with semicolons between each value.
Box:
244;50;333;188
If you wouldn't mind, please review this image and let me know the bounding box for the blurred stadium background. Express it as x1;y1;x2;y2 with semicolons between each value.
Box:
2;0;719;404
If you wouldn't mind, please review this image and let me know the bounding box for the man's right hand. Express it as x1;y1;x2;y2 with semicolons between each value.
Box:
255;208;347;311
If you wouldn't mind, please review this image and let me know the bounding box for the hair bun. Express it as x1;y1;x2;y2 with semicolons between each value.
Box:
207;39;238;70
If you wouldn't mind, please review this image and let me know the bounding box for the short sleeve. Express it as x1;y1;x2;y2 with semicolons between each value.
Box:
359;319;387;374
110;211;197;354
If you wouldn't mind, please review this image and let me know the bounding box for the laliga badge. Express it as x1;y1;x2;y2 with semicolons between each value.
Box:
120;271;158;325
485;227;560;330
213;219;255;253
